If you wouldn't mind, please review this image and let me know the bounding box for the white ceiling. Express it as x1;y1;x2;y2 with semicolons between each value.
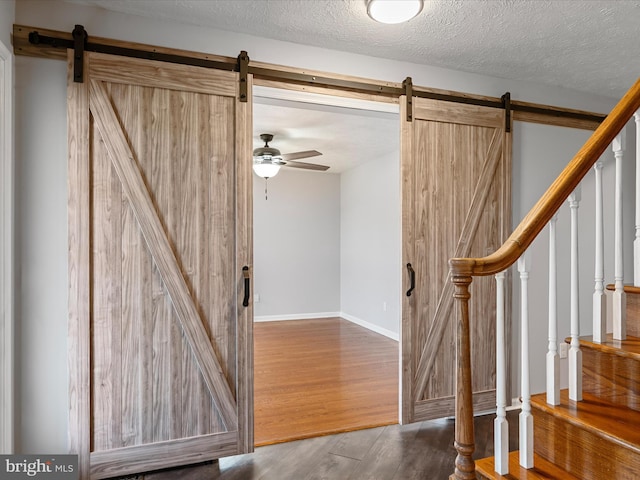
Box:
253;90;399;174
70;0;640;174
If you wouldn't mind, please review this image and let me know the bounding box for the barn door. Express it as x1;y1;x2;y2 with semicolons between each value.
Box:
400;96;511;423
67;51;253;479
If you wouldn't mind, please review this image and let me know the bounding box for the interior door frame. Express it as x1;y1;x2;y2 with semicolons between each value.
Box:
0;38;14;455
252;79;404;420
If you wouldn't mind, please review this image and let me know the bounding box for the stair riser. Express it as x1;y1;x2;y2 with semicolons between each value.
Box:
476;451;580;479
582;346;640;411
627;291;640;337
533;406;640;480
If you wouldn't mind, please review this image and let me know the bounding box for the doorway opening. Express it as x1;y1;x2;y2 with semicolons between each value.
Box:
252;87;401;446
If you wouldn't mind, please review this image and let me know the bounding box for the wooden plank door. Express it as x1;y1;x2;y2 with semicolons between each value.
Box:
67;51;253;479
400;96;511;423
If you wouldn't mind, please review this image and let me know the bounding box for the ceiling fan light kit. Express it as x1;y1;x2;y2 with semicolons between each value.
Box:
366;0;424;24
252;133;328;180
252;162;281;179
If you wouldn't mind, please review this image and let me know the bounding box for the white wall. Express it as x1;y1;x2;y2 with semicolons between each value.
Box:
0;0;14;178
0;0;14;47
253;169;340;318
14;0;624;451
340;154;400;339
511;121;636;396
253;146;401;340
513;123;614;395
14;54;68;453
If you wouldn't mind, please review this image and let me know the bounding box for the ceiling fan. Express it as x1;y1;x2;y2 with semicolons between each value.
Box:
252;133;329;179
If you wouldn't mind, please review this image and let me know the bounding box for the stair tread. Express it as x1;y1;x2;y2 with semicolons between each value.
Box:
578;334;640;360
605;283;640;294
476;451;580;479
531;390;640;453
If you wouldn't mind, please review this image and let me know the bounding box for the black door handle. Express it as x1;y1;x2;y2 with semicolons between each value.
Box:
242;266;250;307
406;263;415;297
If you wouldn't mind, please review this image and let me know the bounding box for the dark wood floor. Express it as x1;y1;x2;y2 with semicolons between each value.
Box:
114;318;519;479
141;410;520;480
253;318;399;445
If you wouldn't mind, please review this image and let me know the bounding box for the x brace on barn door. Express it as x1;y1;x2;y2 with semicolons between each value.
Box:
23;24;607;131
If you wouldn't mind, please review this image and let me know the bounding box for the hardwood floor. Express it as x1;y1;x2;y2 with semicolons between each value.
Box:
138;410;520;480
253;318;399;446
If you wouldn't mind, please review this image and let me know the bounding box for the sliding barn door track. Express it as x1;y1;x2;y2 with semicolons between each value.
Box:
19;23;606;129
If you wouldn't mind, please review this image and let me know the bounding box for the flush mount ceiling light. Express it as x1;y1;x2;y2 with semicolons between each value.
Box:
366;0;424;24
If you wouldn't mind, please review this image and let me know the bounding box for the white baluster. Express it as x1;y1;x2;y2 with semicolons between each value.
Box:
518;253;534;469
613;132;627;340
635;110;640;286
547;215;560;405
494;271;508;475
593;158;607;343
569;186;583;401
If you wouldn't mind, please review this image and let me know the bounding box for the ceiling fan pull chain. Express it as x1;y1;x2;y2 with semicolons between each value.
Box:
265;178;268;200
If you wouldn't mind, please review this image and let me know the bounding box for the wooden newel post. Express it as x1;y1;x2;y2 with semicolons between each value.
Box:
451;268;476;480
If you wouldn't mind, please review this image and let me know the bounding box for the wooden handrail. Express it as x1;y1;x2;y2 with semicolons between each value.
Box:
450;78;640;279
449;78;640;480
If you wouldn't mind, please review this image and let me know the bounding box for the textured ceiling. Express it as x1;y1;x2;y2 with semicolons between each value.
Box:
69;0;640;175
73;0;640;98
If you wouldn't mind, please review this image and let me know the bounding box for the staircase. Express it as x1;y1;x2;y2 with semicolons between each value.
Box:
448;78;640;480
477;298;640;479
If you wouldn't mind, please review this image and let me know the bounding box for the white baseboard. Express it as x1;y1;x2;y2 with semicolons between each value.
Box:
253;311;400;341
340;312;399;341
254;312;340;322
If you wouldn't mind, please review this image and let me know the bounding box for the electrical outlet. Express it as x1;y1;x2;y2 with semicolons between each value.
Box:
559;342;568;359
254;294;260;303
382;302;387;312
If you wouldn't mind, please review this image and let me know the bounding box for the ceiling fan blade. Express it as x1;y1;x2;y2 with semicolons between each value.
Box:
283;159;330;171
280;150;322;161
